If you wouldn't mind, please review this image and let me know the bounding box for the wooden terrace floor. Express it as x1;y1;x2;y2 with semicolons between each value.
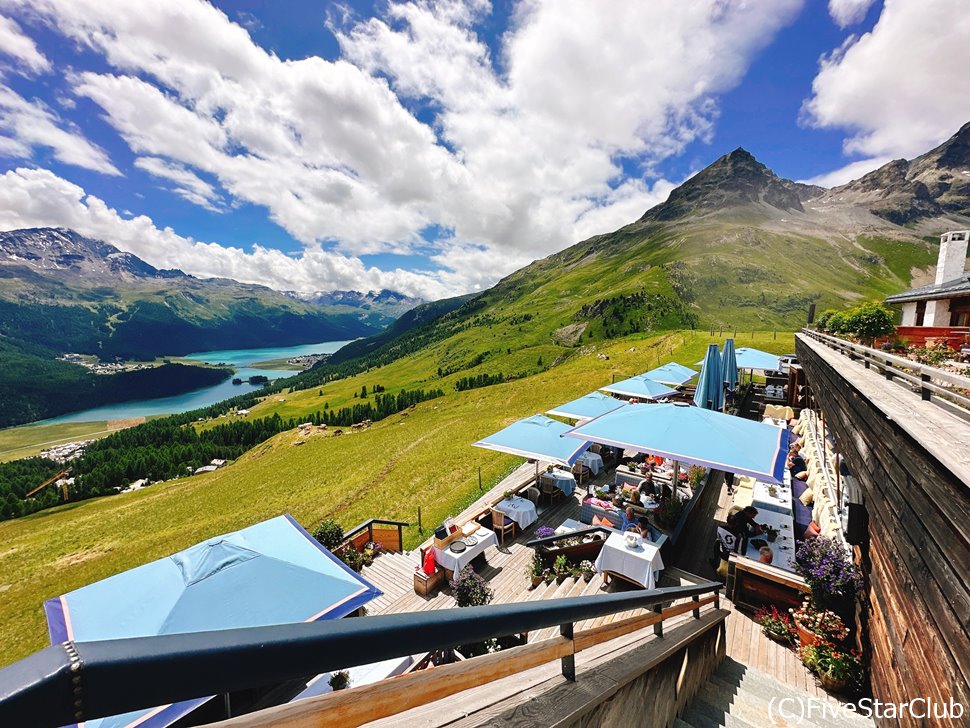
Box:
360;463;833;702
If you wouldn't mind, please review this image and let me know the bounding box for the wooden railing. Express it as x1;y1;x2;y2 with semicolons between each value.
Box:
338;518;409;554
0;582;721;728
802;328;970;421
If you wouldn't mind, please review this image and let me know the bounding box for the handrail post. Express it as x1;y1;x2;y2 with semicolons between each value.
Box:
921;372;932;401
692;595;700;619
884;361;893;380
368;522;373;544
560;622;575;681
714;588;720;609
653;604;663;636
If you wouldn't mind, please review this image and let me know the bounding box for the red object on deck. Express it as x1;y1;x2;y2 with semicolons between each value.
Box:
423;549;436;575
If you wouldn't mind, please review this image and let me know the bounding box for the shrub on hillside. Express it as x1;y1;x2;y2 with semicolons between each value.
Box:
313;518;344;550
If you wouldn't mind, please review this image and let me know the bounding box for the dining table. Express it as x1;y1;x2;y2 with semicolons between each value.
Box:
744;510;797;572
578;451;604;475
545;469;576;496
593;531;665;589
751;470;793;516
432;526;498;577
494;496;538;530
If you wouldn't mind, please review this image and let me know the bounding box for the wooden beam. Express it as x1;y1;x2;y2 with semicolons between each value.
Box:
216;636;574;728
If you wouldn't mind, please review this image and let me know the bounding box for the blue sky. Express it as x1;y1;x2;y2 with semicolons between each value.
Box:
0;0;966;299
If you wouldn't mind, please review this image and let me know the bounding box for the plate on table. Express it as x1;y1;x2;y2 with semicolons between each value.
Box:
463;535;479;547
450;541;466;553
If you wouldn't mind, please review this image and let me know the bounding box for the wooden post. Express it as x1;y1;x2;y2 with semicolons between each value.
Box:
478;467;483;491
417;506;423;534
692;595;700;619
920;372;932;401
653;604;664;636
560;622;575;681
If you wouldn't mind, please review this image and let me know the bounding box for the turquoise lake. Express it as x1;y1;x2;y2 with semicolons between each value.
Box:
43;339;353;424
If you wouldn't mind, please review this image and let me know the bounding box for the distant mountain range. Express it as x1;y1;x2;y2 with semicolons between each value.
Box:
285;288;424;324
0;229;407;426
307;121;970;383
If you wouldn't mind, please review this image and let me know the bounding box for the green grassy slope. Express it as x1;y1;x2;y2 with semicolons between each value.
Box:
0;330;793;665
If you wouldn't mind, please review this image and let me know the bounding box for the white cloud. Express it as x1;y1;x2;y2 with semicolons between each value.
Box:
134;156;223;212
799;155;893;187
0;0;803;295
0;84;120;174
804;0;970;160
0;14;48;73
828;0;877;28
0;166;468;299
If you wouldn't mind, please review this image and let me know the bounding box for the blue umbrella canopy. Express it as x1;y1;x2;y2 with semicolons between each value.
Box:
734;347;782;371
473;414;591;467
642;362;698;387
722;338;738;391
44;515;380;728
694;343;723;410
564;402;790;483
546;391;625;421
601;376;678;401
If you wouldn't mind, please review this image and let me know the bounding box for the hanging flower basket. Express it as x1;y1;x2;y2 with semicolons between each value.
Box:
819;671;849;693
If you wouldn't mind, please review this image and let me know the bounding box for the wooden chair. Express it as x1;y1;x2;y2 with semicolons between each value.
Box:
540;478;563;506
490;508;516;545
524;486;540;505
571;462;592;485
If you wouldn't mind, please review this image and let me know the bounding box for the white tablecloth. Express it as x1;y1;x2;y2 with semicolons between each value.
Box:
744;510;797;571
433;527;498;574
594;531;664;589
752;480;793;516
545;470;576;496
578;451;604;475
494;496;538;530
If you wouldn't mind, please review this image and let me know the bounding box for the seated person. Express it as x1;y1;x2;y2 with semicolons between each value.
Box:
620;506;639;531
636;517;653;542
788;443;808;481
758;545;774;564
638;472;657;499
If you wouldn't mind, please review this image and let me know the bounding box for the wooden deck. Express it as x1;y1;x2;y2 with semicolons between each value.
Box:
360;464;836;704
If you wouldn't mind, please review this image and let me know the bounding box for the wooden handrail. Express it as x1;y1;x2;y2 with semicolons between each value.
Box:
802;328;970;418
215;592;722;728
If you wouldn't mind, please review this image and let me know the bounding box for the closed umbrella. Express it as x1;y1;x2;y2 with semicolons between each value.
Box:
722;338;738;409
693;343;723;410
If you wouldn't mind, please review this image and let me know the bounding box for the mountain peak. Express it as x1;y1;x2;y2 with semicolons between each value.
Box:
639;148;822;223
823;119;970;224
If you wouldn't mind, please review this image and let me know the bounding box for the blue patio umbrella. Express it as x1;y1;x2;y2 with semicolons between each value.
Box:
642;362;698;387
601;376;678;401
546;391;625;421
722;338;738;392
694;343;723;410
472;414;591;467
44;515;381;728
734;347;782;372
563;402;790;483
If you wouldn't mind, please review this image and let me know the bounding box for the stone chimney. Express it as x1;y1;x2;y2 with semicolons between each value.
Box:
936;230;970;285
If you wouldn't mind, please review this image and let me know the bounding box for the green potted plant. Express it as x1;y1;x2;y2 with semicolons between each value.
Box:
503;488;515;501
794;537;863;618
687;465;705;488
553;554;570;584
767;485;778;498
579;560;595;582
312;518;344;550
525;551;545;588
328;670;350;691
542;568;555;585
813;644;863;693
754;605;794;645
